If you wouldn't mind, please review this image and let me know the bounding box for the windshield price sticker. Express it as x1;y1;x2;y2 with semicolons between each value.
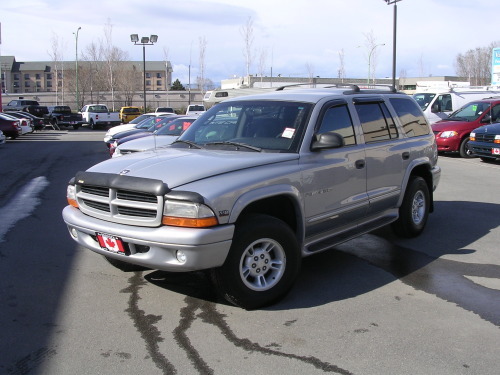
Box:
96;233;127;254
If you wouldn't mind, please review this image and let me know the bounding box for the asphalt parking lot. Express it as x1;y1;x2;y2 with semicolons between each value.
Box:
0;129;498;375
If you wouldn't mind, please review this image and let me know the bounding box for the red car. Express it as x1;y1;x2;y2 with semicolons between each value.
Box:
0;113;22;139
432;98;500;158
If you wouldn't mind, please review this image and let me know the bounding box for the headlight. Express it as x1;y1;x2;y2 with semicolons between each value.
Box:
162;200;218;228
470;132;476;141
439;131;458;138
67;184;79;208
495;135;500;144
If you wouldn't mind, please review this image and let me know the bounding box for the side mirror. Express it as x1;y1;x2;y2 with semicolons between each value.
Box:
481;114;491;123
311;132;344;151
431;103;440;113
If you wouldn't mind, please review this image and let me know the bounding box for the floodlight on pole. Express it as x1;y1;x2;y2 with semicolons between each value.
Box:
131;34;158;112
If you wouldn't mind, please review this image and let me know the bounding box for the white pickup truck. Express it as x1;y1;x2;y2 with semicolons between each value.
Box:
79;104;121;129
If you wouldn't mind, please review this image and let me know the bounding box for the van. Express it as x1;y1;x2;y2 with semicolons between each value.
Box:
431;97;500;157
413;89;500;124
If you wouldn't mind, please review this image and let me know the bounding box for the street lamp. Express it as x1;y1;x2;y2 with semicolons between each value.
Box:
384;0;402;89
131;34;158;112
368;43;385;84
73;27;81;109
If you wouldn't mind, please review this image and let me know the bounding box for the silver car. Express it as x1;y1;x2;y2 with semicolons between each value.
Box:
63;85;440;309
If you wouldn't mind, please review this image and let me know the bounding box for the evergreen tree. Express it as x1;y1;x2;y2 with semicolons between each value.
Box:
171;79;185;91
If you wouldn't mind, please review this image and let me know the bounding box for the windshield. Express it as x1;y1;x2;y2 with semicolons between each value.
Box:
188;105;205;111
155;118;196;136
412;93;436;111
89;105;109;113
175;100;312;153
135;116;170;129
123;107;140;114
448;101;491;122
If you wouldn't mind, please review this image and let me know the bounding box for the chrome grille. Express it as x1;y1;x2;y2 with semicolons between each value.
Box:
474;133;496;143
77;184;163;227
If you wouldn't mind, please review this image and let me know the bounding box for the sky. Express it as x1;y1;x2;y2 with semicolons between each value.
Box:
1;0;499;87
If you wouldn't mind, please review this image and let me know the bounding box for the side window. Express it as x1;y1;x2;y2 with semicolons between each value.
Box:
490;104;500;122
355;102;398;143
435;94;452;112
390;97;430;137
317;105;356;145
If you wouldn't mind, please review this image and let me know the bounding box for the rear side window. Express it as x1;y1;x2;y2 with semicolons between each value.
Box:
355;102;398;143
390;98;430;137
317;104;356;146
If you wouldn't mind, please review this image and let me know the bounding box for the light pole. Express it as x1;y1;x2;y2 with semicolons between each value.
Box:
73;27;81;109
368;43;385;84
384;0;402;89
131;34;158;113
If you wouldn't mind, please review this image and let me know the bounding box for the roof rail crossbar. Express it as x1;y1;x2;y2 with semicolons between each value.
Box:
274;83;397;93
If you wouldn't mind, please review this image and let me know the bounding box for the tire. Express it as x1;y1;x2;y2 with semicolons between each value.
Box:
211;214;301;309
459;137;473;158
103;256;149;272
89;119;96;130
392;176;430;238
73;124;80;130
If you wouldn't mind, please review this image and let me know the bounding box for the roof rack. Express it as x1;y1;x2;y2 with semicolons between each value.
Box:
275;83;397;93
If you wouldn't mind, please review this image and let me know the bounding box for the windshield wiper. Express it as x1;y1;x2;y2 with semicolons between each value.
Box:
447;116;468;122
172;139;204;149
205;141;262;152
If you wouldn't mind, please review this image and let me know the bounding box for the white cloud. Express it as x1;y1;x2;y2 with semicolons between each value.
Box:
1;0;498;86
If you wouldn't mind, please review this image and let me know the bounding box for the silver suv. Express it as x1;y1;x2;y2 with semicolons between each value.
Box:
63;85;441;309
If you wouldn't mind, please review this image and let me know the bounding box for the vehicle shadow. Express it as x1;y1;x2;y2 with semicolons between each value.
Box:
145;200;500;324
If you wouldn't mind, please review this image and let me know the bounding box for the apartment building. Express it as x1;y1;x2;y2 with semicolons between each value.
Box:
0;56;173;94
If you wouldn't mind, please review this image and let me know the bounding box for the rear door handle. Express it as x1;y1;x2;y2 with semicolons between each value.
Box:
355;159;365;169
402;152;410;160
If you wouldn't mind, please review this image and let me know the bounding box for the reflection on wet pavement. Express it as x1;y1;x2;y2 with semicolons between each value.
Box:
336;234;500;326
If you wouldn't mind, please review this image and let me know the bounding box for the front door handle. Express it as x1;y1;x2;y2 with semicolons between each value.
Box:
355;159;365;169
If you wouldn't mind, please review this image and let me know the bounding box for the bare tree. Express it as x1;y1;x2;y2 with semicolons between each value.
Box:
81;41;107;104
338;49;345;83
455;41;500;86
163;46;171;105
197;36;207;94
47;33;64;105
257;48;268;84
305;63;315;86
418;54;426;77
101;19;129;110
240;16;254;77
363;30;383;83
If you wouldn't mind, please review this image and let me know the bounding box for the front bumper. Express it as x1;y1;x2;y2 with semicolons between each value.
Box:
469;141;500;159
62;206;234;272
436;136;460;152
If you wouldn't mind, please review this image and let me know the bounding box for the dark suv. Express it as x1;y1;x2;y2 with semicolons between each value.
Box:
469;122;500;162
4;99;49;117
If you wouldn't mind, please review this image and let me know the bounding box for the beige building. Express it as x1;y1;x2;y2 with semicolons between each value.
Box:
0;56;208;111
0;56;173;94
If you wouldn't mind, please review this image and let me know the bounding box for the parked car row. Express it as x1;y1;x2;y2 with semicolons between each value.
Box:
431;96;500;162
0;112;31;139
102;112;197;157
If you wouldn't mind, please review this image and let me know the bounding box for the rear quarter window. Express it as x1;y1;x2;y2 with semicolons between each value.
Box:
355;102;398;143
390;97;430;137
